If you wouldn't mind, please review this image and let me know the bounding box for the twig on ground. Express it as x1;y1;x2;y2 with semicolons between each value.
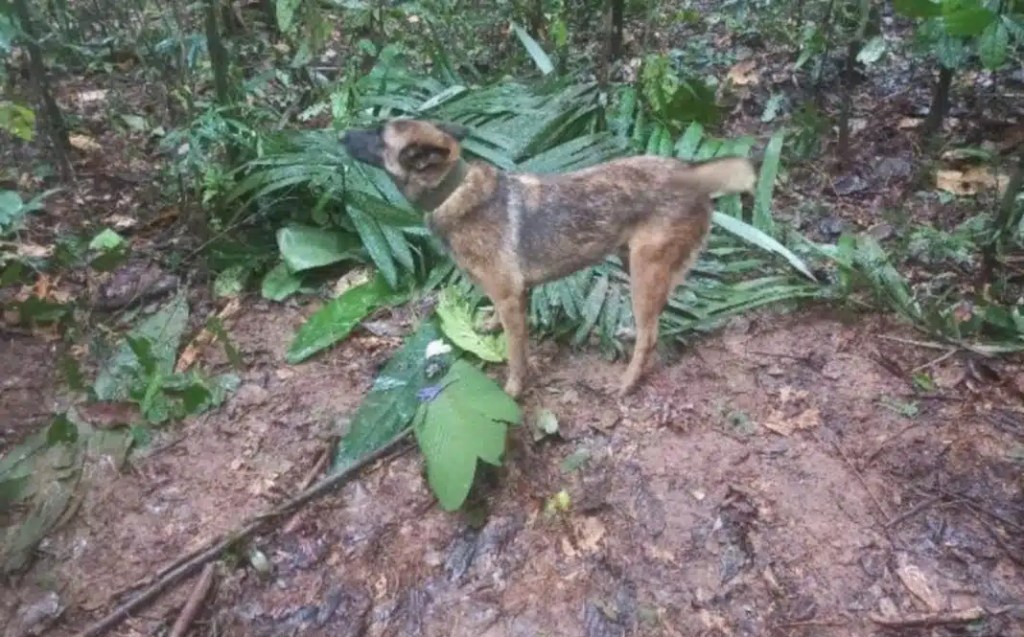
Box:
75;429;414;637
885;494;945;529
862;422;921;467
869;606;1003;628
878;335;950;350
298;443;332;491
168;563;216;637
910;347;959;374
832;442;892;526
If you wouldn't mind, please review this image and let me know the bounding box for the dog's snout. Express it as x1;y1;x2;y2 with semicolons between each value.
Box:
342;128;385;167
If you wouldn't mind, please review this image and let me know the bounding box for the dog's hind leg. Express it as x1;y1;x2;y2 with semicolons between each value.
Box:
619;222;706;396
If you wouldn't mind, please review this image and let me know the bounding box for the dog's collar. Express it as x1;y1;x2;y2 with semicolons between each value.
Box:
414;158;469;212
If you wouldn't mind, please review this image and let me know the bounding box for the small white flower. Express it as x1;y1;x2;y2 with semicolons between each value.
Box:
425;339;452;359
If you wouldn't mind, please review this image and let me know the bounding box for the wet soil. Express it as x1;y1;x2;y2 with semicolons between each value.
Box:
4;300;1023;637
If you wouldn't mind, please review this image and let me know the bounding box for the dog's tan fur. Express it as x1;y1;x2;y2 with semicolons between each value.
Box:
342;119;756;398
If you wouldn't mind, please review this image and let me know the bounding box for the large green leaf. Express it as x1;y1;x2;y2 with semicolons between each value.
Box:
712;212;816;281
332;322;441;472
261;261;302;301
94;295;190;401
938;5;996;37
511;23;554;75
753;130;785;233
977;20;1009;68
276;225;363;272
436;287;507;362
287;274;407;363
894;0;941;18
414;359;521;511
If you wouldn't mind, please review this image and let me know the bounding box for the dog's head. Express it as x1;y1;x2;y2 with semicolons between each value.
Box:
341;119;470;203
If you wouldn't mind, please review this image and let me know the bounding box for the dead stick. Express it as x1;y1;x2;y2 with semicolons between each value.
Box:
869;606;993;628
75;429;413;637
168;563;216;637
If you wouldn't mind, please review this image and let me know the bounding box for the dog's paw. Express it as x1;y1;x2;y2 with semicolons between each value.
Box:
503;377;523;399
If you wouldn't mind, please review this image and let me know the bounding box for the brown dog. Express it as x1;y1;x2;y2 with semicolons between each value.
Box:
341;119;756;398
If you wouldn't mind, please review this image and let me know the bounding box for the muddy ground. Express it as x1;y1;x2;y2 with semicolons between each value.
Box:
4;298;1024;637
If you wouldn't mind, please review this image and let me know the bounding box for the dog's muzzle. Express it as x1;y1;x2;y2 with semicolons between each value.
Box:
341;128;385;168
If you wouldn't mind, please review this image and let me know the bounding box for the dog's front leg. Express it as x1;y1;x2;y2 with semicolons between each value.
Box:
493;291;529;398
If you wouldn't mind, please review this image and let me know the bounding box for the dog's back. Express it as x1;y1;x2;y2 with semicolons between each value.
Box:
509;155;754;285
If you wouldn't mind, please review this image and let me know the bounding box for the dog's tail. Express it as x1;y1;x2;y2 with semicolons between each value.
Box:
687;157;757;198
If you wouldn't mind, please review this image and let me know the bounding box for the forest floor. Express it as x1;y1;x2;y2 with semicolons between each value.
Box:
2;9;1024;637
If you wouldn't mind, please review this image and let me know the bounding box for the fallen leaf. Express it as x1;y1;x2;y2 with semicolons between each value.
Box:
573;516;606;553
32;274;51;299
76;90;107;104
17;242;53;259
333;266;373;298
103;214;138;230
896;554;945;611
69;134;102;152
898;117;923;129
763;407;821;437
935;167;1009;196
726;59;759;86
175;298;242;372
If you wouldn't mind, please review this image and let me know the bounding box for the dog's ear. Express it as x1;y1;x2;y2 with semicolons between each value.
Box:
436;122;469;142
398;143;451;172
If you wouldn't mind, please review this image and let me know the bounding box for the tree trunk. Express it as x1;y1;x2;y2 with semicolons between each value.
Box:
205;0;232;108
12;0;72;181
922;66;953;138
609;0;623;60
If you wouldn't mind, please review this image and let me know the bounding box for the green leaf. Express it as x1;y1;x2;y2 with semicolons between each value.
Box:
436;287;507;362
0;101;35;142
712;212;816;281
261;261;302;301
333;322;441;472
511;23;554;75
94;295;190;401
414;359;521;511
287;273;406;363
348;207;399;288
752;130;785;233
856;36;887;65
675;122;704;160
46;413;78;445
938;6;996;37
88;228;126;251
213;264;250;298
894;0;941;18
276;0;302;32
977;20;1009;68
276;225;362;273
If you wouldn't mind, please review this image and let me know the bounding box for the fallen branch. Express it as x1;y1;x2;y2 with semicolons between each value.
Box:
869;606;999;629
168;563;216;637
75;429;414;637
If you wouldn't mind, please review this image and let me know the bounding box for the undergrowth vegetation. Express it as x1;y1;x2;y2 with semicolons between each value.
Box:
1;0;1023;555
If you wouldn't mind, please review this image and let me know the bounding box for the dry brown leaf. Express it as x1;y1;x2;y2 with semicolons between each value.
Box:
333;267;373;298
75;401;141;429
32;274;52;299
935;167;1009;196
763;407;821;437
726;59;759;86
175;298;242;372
103;213;138;230
573;516;606;553
76;89;108;104
896;554;945;611
69;134;102;152
898;117;923;129
17;242;53;259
